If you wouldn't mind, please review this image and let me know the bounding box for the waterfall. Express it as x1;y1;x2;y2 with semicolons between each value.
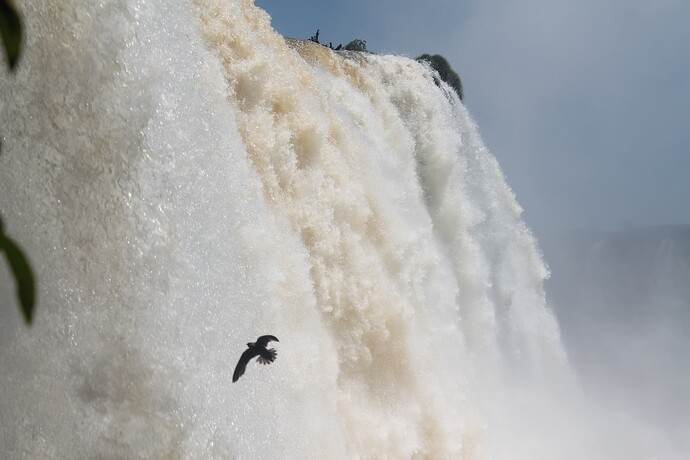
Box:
1;1;573;458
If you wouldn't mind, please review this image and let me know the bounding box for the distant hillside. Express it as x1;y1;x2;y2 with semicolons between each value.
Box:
543;225;690;441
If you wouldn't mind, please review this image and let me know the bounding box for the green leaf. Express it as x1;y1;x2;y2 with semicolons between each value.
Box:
0;219;35;324
0;0;22;71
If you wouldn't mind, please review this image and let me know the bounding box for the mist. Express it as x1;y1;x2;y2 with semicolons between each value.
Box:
540;226;690;456
450;2;690;454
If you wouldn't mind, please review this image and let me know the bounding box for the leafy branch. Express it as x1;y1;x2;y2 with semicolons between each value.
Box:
0;0;21;71
0;217;35;324
2;0;35;325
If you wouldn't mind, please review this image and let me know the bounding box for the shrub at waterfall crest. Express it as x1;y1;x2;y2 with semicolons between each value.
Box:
344;39;367;52
416;54;463;101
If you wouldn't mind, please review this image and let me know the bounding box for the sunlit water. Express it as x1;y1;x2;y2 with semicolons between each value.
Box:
0;1;679;458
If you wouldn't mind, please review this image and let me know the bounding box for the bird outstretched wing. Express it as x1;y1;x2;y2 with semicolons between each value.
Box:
233;347;259;383
255;335;279;348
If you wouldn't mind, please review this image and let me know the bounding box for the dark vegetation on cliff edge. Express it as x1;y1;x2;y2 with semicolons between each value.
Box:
308;30;463;101
415;54;463;101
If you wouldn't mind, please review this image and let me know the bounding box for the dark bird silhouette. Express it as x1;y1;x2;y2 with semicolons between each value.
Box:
232;335;279;382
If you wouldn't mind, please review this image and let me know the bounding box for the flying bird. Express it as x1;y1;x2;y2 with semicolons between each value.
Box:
232;335;279;382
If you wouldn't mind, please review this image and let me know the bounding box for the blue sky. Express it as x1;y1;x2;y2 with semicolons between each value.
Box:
256;0;690;240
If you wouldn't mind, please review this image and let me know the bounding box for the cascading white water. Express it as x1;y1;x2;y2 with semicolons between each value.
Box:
1;1;575;458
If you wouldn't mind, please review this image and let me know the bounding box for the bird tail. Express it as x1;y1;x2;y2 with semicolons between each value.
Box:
257;348;277;365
